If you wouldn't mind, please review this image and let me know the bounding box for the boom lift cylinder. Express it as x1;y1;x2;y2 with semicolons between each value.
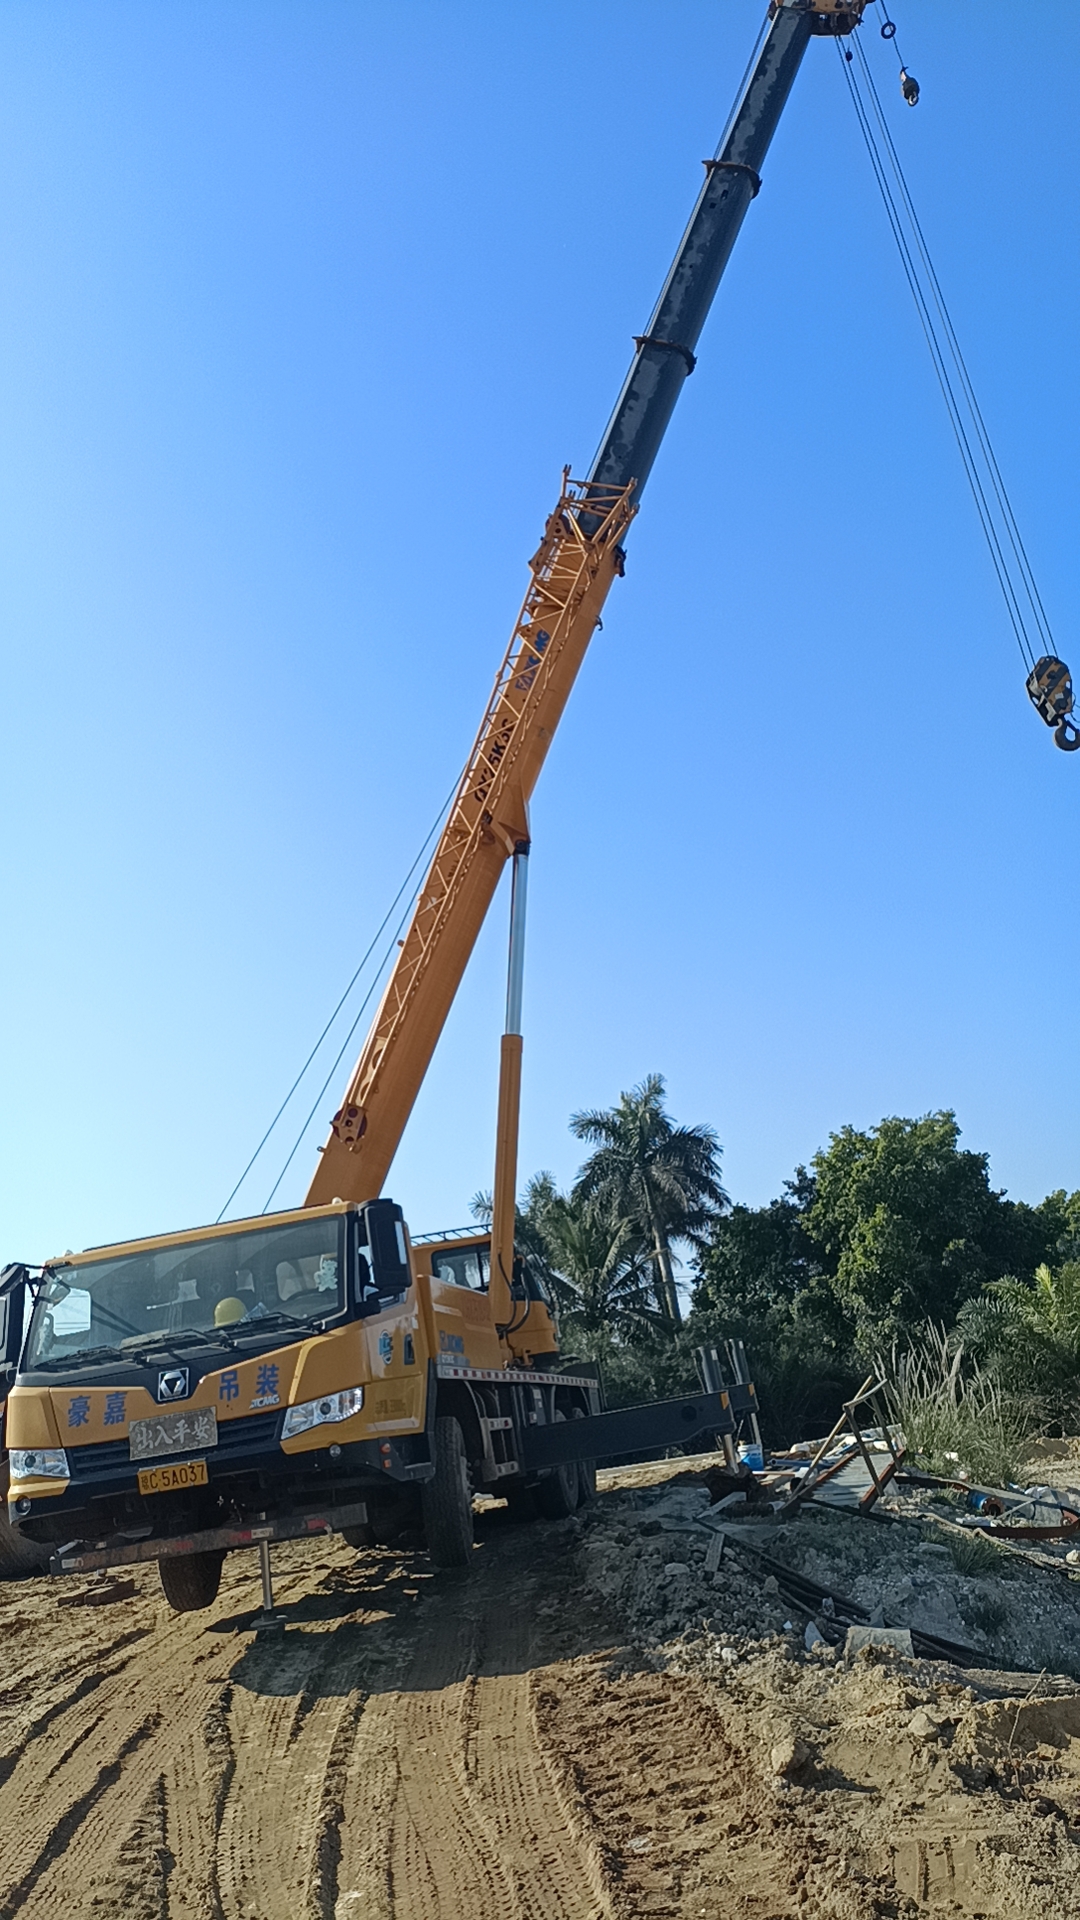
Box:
490;838;530;1338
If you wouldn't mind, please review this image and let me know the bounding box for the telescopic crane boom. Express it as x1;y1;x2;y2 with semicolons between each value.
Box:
306;2;869;1299
6;0;865;1612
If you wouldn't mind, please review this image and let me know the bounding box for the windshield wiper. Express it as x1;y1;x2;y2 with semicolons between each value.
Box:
234;1309;320;1335
119;1326;240;1359
32;1345;123;1372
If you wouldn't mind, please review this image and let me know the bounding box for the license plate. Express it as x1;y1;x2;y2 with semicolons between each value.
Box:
137;1459;209;1496
129;1406;217;1460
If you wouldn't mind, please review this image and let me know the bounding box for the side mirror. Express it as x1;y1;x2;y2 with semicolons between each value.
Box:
362;1200;411;1302
0;1263;29;1300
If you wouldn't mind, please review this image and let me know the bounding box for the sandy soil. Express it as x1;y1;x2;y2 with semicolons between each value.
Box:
2;1457;1080;1918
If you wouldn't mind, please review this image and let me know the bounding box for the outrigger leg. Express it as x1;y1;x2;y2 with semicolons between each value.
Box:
252;1538;288;1634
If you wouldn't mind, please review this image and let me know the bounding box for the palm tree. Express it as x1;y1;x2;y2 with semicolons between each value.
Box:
957;1262;1080;1425
570;1073;727;1325
540;1194;660;1341
471;1172;567;1306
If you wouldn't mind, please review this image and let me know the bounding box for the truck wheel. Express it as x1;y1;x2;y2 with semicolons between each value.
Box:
340;1524;375;1549
535;1413;579;1519
0;1513;50;1576
158;1549;226;1612
421;1416;474;1567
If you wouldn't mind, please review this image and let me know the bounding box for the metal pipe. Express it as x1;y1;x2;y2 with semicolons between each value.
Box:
259;1538;274;1613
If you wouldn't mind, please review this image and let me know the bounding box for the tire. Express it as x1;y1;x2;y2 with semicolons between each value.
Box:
0;1468;50;1576
421;1416;475;1568
0;1514;50;1576
340;1524;375;1549
535;1412;580;1520
158;1548;225;1612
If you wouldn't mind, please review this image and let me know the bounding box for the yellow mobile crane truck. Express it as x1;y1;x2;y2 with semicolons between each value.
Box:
2;2;865;1613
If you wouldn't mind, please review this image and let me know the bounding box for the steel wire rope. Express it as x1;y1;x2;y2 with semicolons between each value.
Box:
260;880;423;1213
836;40;1038;673
216;778;457;1222
851;30;1056;662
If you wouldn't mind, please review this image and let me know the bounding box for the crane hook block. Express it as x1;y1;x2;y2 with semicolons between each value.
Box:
1026;656;1080;751
900;69;920;107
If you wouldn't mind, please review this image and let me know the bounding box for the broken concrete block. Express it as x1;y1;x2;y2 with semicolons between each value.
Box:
845;1625;914;1658
703;1530;725;1573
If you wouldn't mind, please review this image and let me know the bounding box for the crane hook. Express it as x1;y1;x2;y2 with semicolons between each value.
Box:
1026;655;1080;751
899;68;920;106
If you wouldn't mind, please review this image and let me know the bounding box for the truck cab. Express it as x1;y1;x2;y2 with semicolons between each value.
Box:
5;1198;608;1607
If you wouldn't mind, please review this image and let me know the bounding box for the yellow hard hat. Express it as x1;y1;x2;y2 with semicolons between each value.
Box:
214;1296;246;1326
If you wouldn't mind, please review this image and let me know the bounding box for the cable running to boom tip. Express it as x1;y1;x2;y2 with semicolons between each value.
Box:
839;21;1078;750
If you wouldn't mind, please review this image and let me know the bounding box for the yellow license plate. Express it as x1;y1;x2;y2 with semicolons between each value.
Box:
137;1459;209;1496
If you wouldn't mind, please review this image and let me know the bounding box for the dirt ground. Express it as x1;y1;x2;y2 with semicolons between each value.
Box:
3;1456;1080;1919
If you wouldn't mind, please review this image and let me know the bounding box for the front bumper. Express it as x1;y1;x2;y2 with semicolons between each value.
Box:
50;1501;370;1578
10;1411;432;1544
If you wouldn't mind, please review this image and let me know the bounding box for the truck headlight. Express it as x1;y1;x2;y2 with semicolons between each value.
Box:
10;1448;69;1481
281;1388;364;1439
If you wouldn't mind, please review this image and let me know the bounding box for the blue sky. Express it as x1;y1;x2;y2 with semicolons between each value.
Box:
3;1;1078;1262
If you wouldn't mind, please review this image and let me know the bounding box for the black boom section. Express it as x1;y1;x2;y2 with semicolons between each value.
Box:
586;1;813;512
521;1391;734;1470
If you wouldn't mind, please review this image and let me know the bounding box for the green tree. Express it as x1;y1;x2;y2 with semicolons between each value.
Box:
693;1171;819;1322
691;1172;859;1444
570;1074;727;1326
539;1194;660;1341
1035;1189;1080;1264
957;1261;1080;1428
808;1111;1055;1353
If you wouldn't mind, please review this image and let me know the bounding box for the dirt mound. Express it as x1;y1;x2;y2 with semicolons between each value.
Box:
571;1456;1080;1916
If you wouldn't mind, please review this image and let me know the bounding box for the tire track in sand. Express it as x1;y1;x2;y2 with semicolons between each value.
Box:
334;1564;611;1920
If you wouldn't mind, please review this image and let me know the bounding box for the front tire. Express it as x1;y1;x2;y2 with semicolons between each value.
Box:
421;1416;474;1567
341;1523;375;1549
158;1548;225;1612
0;1515;50;1576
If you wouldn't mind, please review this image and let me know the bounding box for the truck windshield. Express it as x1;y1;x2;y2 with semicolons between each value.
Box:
25;1216;345;1368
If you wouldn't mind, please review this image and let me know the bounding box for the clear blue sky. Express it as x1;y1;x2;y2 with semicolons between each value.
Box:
3;1;1078;1263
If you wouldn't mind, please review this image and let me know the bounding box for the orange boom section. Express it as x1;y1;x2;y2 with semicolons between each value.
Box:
306;474;634;1209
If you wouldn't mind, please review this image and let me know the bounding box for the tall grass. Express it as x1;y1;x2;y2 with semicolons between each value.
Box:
883;1325;1033;1487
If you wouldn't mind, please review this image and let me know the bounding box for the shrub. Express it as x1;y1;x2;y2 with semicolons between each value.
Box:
884;1325;1033;1487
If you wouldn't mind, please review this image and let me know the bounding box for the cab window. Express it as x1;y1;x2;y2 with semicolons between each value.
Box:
430;1245;489;1291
